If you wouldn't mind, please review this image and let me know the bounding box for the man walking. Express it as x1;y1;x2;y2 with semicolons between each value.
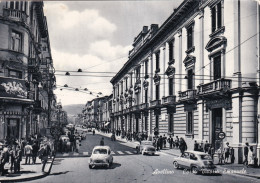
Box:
243;142;249;165
24;142;33;164
100;137;104;146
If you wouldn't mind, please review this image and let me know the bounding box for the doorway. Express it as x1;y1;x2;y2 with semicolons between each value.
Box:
212;108;222;151
7;118;20;139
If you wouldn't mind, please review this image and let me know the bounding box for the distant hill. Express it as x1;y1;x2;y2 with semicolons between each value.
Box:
63;104;85;117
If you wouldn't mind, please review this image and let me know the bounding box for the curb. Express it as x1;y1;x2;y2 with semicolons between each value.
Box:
0;157;55;182
216;165;260;179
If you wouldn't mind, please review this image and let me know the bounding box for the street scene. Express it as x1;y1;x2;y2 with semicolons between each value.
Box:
0;0;260;183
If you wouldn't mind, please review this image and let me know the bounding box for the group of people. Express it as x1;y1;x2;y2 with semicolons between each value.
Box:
243;142;258;167
58;132;81;153
0;136;53;175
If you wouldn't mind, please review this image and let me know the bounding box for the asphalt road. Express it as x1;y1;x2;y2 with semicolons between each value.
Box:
27;132;259;183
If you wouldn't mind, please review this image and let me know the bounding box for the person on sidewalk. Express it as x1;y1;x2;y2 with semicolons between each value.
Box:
248;146;255;167
243;142;249;165
32;142;39;164
194;141;199;151
168;136;173;149
24;142;33;164
40;144;49;173
0;147;9;176
13;146;22;173
179;137;187;155
9;145;15;173
224;142;230;164
93;129;95;135
163;134;167;148
75;139;80;153
100;137;104;146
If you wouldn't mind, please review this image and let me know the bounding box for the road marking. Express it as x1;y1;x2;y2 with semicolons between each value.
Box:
117;151;124;154
83;152;89;155
73;152;79;156
111;151;115;154
125;151;133;154
63;153;69;156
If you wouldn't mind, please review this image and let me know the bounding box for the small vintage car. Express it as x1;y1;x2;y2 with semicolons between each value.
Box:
173;151;216;174
89;146;113;169
136;141;156;155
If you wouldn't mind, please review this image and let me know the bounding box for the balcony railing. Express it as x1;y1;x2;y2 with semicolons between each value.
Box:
150;99;161;108
179;90;197;100
3;8;28;25
140;103;149;110
197;78;232;95
131;105;140;112
162;95;176;105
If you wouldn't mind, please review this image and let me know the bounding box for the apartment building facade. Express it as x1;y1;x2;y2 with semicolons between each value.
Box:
0;1;56;139
110;0;260;164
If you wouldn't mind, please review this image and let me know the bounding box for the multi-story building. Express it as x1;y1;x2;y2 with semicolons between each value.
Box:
111;0;260;164
0;1;56;140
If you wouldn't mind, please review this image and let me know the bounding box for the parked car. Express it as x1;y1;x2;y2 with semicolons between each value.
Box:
136;141;156;155
173;151;216;175
89;146;113;169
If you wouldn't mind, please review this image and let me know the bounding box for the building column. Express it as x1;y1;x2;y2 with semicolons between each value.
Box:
159;47;165;99
198;101;204;141
152;53;156;101
257;2;260;166
165;42;170;97
178;30;182;94
199;10;204;84
232;93;243;163
141;61;145;104
149;56;153;102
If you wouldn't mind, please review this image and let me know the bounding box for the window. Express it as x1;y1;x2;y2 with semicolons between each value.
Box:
187;111;193;134
10;2;14;9
145;117;148;131
169;78;174;95
187;26;193;50
169;113;174;133
211;2;223;33
145;90;148;103
9;70;22;79
11;31;22;52
155;115;159;129
155;52;160;70
169;41;174;62
156;85;160;100
136;67;140;80
145;61;148;76
187;69;194;89
213;55;221;80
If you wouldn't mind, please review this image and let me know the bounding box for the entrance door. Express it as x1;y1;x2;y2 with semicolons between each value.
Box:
7;118;20;139
212;108;222;151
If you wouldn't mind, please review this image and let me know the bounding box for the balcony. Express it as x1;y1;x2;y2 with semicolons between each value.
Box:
150;99;161;108
197;78;232;96
140;103;149;110
162;95;176;106
179;90;197;101
3;8;28;25
131;105;140;112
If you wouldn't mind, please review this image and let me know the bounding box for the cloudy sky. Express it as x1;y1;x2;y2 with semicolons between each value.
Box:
43;0;182;106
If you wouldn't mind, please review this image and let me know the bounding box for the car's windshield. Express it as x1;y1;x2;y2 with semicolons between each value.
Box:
93;149;107;154
200;154;212;160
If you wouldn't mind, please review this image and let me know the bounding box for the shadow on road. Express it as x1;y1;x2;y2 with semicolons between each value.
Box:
91;162;121;170
50;171;70;176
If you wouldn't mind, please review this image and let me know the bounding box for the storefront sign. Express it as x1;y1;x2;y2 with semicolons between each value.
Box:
206;98;232;110
0;77;27;99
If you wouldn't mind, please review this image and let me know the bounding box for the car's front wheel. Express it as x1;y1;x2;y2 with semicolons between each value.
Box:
173;161;179;169
89;165;93;169
191;166;199;175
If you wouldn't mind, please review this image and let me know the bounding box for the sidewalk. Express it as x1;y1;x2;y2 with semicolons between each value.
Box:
98;131;260;179
0;156;55;182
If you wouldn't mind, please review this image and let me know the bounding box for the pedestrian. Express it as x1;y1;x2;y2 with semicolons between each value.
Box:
9;145;15;172
0;147;9;176
32;142;39;164
243;142;249;165
204;140;209;153
156;138;160;151
168;136;173;149
75;139;80;153
159;136;163;150
100;137;104;146
163;134;167;148
194;141;199;151
175;136;179;149
224;142;230;164
208;145;215;161
24;142;33;164
93;129;95;135
13;146;22;173
179;137;187;155
66;140;71;153
39;144;49;173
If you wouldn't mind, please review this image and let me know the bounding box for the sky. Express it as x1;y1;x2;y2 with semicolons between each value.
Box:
43;0;183;106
